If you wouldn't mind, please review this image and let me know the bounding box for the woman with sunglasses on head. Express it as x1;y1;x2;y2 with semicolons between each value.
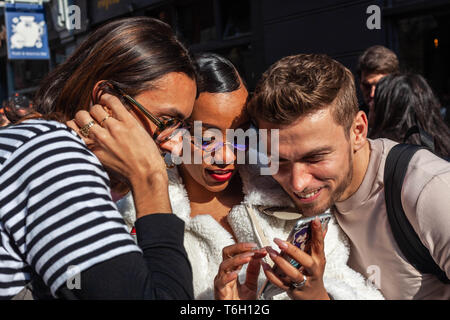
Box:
0;17;196;299
116;53;384;300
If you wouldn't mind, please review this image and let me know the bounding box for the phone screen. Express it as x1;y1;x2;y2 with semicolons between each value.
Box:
257;209;332;299
282;210;332;270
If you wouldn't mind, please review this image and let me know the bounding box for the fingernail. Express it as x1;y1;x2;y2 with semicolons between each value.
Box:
261;261;271;271
246;243;259;250
241;251;255;258
313;217;321;227
266;247;278;259
274;238;288;249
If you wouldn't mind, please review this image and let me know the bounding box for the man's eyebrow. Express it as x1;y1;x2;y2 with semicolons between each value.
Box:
278;146;334;162
301;146;334;159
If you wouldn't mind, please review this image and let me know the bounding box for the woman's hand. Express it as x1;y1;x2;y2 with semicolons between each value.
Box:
262;218;330;300
67;93;171;216
214;243;267;300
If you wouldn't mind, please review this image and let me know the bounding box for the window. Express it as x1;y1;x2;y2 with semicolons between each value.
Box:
11;59;49;93
176;0;216;46
219;0;251;40
395;12;450;109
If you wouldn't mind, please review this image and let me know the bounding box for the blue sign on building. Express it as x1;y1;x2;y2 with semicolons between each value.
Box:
4;3;50;60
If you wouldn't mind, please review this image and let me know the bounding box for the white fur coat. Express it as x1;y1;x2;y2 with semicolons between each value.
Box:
117;164;384;300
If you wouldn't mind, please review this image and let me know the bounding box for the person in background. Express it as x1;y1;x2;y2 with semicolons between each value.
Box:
0;17;196;300
369;73;450;159
356;45;399;128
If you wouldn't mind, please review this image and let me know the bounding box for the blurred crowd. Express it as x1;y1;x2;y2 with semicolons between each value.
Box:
357;45;450;158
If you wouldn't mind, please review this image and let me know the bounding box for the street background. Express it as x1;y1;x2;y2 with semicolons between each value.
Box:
1;0;449;116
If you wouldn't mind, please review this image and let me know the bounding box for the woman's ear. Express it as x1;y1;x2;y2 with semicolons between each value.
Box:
91;80;108;107
351;111;368;152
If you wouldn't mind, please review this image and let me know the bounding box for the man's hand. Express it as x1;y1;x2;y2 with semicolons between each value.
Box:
262;217;330;300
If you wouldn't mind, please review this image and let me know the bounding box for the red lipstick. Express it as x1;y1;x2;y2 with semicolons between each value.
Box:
206;169;234;182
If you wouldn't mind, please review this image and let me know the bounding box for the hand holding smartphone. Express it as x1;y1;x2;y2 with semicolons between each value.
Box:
258;209;332;299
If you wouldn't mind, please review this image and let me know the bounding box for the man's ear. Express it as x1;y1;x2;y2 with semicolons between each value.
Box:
350;111;368;152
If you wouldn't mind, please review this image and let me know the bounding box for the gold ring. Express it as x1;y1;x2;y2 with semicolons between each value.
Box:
100;115;111;127
80;120;95;137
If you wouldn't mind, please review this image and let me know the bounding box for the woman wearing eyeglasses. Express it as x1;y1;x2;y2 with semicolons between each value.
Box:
116;53;384;300
116;52;261;299
0;17;196;299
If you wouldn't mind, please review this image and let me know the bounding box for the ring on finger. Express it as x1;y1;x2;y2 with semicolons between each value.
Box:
80;120;95;137
290;275;307;290
100;115;111;127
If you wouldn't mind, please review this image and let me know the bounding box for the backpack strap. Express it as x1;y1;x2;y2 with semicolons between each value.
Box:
403;125;436;153
384;143;450;284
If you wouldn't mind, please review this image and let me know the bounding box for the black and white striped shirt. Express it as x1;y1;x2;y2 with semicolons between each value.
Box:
0;119;140;299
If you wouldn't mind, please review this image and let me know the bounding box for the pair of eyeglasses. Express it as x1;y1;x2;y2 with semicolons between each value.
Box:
191;136;249;153
105;82;187;144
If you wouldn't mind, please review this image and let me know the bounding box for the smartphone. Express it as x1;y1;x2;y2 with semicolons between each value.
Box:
257;209;332;300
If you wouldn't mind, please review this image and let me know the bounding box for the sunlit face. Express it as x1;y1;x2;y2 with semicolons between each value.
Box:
359;71;387;126
181;83;249;193
260;108;354;217
129;72;197;154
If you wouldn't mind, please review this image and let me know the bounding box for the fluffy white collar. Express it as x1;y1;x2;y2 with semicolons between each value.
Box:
116;164;384;300
118;163;295;230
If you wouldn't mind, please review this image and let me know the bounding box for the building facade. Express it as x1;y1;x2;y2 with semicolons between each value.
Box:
1;0;449;107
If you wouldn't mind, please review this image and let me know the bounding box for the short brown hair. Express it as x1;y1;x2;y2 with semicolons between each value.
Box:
247;54;359;136
356;45;399;78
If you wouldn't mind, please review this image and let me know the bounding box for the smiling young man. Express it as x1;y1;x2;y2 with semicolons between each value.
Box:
248;54;450;299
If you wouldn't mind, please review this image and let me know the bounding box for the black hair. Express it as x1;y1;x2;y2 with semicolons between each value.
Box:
194;53;243;94
370;73;450;158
